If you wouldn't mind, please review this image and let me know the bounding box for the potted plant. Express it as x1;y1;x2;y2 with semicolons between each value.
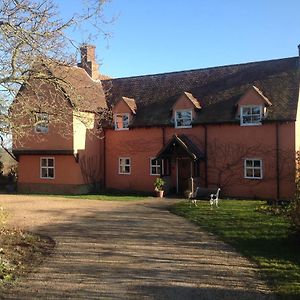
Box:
154;177;165;198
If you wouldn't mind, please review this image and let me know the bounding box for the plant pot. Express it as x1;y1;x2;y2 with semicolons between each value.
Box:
156;190;164;198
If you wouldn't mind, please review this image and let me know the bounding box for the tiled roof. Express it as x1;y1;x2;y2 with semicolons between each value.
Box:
156;134;204;161
102;57;299;126
49;64;107;112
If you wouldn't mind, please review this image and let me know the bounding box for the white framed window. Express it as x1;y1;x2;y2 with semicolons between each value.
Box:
119;157;131;174
150;158;161;175
114;113;129;130
35;112;49;133
240;105;262;126
244;158;262;179
175;110;192;128
40;157;55;179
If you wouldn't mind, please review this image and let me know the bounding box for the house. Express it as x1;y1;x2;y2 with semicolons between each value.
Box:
12;45;300;200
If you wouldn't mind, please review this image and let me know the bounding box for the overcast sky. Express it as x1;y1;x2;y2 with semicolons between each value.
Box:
56;0;300;78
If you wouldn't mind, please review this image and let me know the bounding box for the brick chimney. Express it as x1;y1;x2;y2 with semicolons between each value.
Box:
77;44;100;80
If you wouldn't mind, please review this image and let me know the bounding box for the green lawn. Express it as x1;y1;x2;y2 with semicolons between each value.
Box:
17;192;149;201
170;200;300;300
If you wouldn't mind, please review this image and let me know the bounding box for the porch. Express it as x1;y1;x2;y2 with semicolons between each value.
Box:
155;134;204;195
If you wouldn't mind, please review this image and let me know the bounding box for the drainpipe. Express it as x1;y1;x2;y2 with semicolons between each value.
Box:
276;123;280;201
204;124;208;188
103;129;106;190
162;127;166;146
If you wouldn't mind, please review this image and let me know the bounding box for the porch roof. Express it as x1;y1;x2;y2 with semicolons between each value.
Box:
156;134;204;161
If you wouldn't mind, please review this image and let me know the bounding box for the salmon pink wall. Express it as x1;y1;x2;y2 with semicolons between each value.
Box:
113;99;132;114
295;94;300;151
105;121;296;200
18;155;84;185
12;83;73;151
105;128;163;191
205;123;295;199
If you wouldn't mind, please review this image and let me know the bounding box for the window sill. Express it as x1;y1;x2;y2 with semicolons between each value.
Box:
240;123;262;127
175;125;192;129
114;128;129;131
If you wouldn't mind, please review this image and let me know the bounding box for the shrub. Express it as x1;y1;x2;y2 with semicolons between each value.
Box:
154;178;165;191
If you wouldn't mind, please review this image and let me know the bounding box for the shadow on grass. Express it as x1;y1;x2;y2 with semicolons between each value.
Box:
170;200;300;300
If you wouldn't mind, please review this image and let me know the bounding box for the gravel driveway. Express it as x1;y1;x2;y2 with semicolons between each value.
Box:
0;195;274;300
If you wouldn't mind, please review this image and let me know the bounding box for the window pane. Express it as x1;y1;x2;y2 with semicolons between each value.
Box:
176;110;192;127
116;115;123;129
176;111;182;118
48;159;54;167
184;111;191;118
253;169;261;178
123;115;129;128
246;160;253;167
242;107;251;115
35;113;49;133
41;168;48;178
252;116;261;123
242;116;252;124
48;168;54;178
115;114;129;129
125;165;130;173
253;160;261;167
252;106;261;114
246;169;253;177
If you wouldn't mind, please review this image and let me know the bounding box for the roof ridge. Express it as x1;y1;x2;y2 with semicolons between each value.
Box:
103;56;297;81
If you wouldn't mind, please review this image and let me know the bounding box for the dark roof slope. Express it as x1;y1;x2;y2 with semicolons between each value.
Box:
102;57;300;126
49;64;107;112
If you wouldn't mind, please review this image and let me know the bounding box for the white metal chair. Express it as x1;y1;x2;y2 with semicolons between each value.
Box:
210;188;221;208
188;187;200;207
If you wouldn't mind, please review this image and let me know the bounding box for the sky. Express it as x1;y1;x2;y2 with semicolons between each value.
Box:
55;0;300;78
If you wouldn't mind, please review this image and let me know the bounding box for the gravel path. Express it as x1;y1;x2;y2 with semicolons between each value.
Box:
0;195;275;300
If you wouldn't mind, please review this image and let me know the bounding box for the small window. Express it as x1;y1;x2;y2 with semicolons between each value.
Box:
175;110;192;128
240;105;262;126
150;158;161;175
40;157;55;179
35;112;49;133
119;157;131;174
244;159;262;179
114;113;129;130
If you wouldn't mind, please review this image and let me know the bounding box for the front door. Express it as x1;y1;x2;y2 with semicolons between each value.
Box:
177;158;191;194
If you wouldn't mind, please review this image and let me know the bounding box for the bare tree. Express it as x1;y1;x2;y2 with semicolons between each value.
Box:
207;139;295;198
0;0;112;152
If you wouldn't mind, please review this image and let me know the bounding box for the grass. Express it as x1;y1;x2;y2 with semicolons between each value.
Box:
170;200;300;300
16;191;150;201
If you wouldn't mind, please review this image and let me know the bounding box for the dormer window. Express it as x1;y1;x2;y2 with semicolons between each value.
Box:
175;110;192;128
114;113;129;130
240;105;262;126
35;112;49;133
